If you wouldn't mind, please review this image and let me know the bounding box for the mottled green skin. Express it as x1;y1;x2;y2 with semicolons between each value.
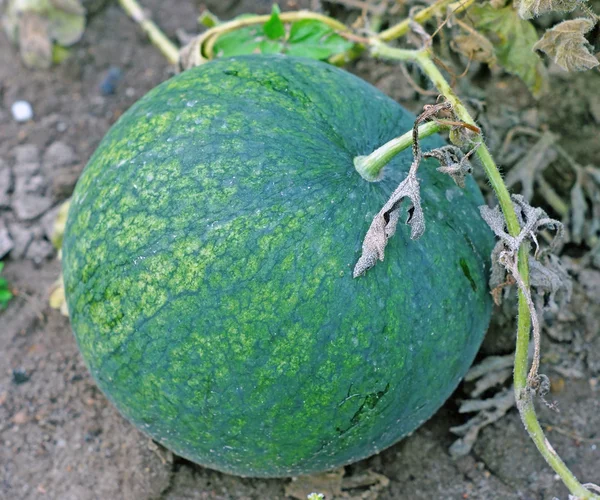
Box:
63;55;494;477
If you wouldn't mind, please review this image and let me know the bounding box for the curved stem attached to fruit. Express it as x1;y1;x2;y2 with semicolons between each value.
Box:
363;41;600;500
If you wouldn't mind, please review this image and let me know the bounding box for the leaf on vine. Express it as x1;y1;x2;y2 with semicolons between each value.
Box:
198;10;220;28
516;0;581;19
286;19;354;59
263;4;285;40
533;18;599;72
466;4;547;97
450;31;496;66
213;17;354;60
353;172;424;278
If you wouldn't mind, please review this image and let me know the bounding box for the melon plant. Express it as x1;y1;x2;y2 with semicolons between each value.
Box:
62;54;494;477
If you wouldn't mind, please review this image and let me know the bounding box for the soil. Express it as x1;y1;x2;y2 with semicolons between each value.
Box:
1;1;599;499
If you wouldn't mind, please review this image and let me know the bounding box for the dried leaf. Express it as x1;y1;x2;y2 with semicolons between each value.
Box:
449;388;515;457
516;0;581;19
529;254;572;311
467;4;547;97
353;172;424;278
18;12;53;69
450;31;496;65
570;172;587;244
504;131;557;202
534;19;599;72
285;469;344;500
2;0;85;68
424;145;474;188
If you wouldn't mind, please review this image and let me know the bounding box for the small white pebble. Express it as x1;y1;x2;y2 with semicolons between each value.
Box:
11;100;33;122
125;87;136;98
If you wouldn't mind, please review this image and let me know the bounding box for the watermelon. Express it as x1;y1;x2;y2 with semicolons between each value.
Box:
62;54;494;477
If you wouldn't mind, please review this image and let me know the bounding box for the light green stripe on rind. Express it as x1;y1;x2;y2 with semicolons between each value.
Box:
63;54;494;477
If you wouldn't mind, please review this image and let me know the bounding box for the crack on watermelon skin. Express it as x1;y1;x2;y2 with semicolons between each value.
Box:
62;55;495;477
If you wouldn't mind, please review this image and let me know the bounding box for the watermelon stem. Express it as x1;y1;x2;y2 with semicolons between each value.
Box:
353;121;442;181
368;41;600;500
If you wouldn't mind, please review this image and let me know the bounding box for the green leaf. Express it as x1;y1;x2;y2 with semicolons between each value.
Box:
259;39;284;54
286;20;354;60
52;43;70;63
467;4;547;97
213;27;263;57
198;10;220;28
0;288;13;308
263;5;285;40
212;15;355;61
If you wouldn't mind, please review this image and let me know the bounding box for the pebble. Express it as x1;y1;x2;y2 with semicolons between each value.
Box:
100;67;123;95
0;219;14;259
11;101;34;122
12;368;30;385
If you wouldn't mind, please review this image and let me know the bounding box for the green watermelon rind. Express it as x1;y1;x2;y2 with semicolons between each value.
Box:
63;55;494;477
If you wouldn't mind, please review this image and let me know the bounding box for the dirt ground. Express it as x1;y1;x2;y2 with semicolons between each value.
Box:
1;1;599;499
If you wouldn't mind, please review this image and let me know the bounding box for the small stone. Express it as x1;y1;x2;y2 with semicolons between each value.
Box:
0;159;12;208
0;219;14;259
12;174;53;220
12;368;30;385
100;67;123;95
13;144;40;165
26;238;54;264
43;142;77;170
11;101;34;122
8;223;34;259
12;410;28;425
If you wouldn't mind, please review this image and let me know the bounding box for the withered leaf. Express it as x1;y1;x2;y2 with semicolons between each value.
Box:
516;0;581;19
353;172;424;278
425;145;474;188
534;18;599;72
504;131;557;202
450;31;496;66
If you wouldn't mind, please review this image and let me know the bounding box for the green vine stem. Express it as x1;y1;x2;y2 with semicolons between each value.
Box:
365;41;599;500
354;121;442;181
118;0;180;65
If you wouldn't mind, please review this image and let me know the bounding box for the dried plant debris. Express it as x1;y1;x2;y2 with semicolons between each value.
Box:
481;195;563;267
424;144;477;189
450;355;516;457
516;0;581;19
285;468;389;500
483;195;569;305
353;103;454;278
353;170;424;278
2;0;86;69
528;253;572;312
567;165;600;247
534;18;599;72
503;131;557;202
450;28;497;66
